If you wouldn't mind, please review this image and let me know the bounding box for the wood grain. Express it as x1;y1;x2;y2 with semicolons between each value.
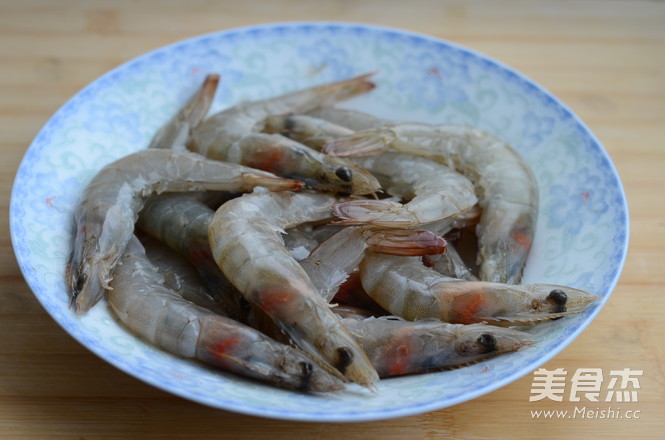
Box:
1;1;663;438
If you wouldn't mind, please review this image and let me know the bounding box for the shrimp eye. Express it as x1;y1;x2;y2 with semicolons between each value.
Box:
75;273;87;293
335;346;354;373
335;166;353;182
477;334;497;353
283;113;297;133
547;289;568;306
297;361;314;392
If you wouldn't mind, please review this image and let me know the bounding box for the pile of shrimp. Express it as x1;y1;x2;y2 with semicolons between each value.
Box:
65;73;600;393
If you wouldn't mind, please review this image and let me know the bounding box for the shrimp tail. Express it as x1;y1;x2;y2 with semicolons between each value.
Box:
182;73;220;127
316;72;377;105
149;73;220;150
323;130;390;157
364;229;447;256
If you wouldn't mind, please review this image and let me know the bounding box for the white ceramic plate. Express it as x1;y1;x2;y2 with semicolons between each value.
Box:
10;22;628;422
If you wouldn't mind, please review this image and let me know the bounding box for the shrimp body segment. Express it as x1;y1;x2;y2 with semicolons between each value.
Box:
360;254;600;326
208;190;380;388
66;149;301;314
326;123;539;284
342;316;533;377
108;236;344;392
190;74;380;195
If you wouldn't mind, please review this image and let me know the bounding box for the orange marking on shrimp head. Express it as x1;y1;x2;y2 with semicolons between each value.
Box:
252;287;298;314
208;336;240;362
454;292;485;324
510;228;532;251
386;338;412;377
245;149;287;174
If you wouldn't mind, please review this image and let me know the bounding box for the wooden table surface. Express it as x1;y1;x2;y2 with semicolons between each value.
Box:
2;1;663;438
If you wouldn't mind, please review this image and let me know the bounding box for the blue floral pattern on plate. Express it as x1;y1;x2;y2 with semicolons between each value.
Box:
10;22;628;422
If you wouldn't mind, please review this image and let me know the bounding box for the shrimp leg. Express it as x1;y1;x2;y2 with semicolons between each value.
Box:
208;190;380;389
66;149;302;314
359;254;600;326
108;236;344;392
325;123;539;284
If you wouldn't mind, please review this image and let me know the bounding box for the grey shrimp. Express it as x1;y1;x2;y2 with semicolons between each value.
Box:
107;236;344;392
325;123;539;284
208;189;381;389
261;113;478;228
341;316;533;378
359;254;600;326
190;74;381;195
66;149;301;314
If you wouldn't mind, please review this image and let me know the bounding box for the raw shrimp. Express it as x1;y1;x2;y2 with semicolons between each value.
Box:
325;123;539;284
341;316;533;377
261;114;478;228
300;226;446;301
190;74;380;195
359;254;600;326
137;194;247;321
107;236;344;392
208;189;380;388
332;152;477;227
149;74;219;150
141;234;227;316
66;149;301;314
